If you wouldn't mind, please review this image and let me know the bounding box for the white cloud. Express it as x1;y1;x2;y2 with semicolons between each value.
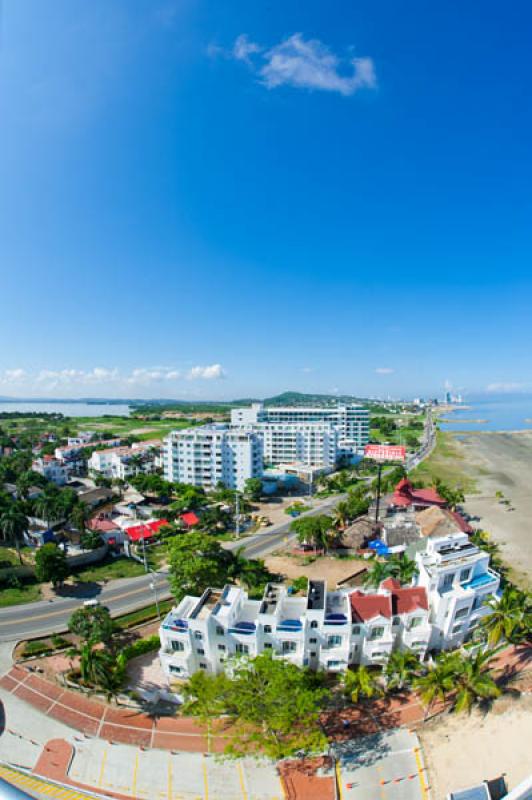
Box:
485;382;526;394
227;32;376;96
187;364;226;380
233;34;262;64
375;367;394;375
0;368;28;383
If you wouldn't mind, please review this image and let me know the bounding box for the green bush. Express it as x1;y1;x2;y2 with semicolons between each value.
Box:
114;599;173;630
23;640;51;657
51;635;70;649
122;634;160;661
291;576;309;594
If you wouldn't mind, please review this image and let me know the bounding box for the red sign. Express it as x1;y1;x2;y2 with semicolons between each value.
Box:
364;444;406;463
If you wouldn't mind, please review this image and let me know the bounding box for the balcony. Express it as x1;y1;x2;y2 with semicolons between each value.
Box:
277;618;303;633
228;621;256;635
461;569;499;592
323;613;348;627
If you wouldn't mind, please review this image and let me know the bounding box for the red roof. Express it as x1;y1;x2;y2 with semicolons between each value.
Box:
380;577;401;592
393;479;445;508
88;517;119;533
125;518;168;542
180;512;200;527
350;591;392;622
392;586;428;615
447;509;473;534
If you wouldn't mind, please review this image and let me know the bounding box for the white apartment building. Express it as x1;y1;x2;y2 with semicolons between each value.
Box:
231;402;370;455
231;422;339;469
31;456;70;486
415;532;500;651
88;443;159;481
159;577;432;681
163;425;263;491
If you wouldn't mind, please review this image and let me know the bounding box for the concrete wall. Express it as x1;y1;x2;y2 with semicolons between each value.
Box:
0;544;108;582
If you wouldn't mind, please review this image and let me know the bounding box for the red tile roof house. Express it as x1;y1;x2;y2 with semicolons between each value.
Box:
349;578;430;665
391;478;446;511
124;518;169;542
179;511;200;529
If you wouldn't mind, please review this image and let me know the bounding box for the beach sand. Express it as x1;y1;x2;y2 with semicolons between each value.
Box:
420;693;532;799
456;431;532;589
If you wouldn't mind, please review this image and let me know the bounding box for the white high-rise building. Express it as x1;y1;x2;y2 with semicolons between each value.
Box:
415;532;500;651
163;425;263;491
231;422;339;468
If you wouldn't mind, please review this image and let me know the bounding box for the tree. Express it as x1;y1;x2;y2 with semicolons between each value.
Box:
244;478;263;502
79;644;125;700
363;559;392;589
451;650;500;713
222;652;329;759
70;501;90;536
290;514;333;552
34;491;60;527
434;480;465;510
68;605;114;645
481;586;532;646
0;504;28;563
385;650;421;692
34;543;69;588
80;530;104;551
343;665;383;703
414;652;457;719
387;554;419;586
167;532;230;602
181;670;231;748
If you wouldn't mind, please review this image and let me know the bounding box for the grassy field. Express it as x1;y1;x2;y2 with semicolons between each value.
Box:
72;555;147;582
0;413;194;442
0;581;42;607
410;430;480;493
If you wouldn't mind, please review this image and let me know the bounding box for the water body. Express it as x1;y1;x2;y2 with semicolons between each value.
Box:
0;401;130;418
440;394;532;432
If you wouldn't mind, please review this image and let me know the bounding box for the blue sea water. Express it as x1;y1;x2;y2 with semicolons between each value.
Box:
0;401;131;418
440;394;532;432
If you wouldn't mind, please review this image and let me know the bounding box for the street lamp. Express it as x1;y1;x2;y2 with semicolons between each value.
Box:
148;570;161;619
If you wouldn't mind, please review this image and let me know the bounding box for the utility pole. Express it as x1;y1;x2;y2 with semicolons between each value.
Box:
374;462;383;528
149;571;161;619
235;490;240;537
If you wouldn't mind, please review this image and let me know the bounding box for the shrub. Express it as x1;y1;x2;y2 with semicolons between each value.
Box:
24;640;51;657
51;635;70;649
122;635;161;661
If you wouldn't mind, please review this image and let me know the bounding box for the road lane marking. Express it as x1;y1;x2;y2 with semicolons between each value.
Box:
97;748;107;788
237;762;248;800
202;754;209;800
414;746;429;799
132;751;139;798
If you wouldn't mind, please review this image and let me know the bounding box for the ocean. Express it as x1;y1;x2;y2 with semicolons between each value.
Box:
0;402;131;418
439;394;532;432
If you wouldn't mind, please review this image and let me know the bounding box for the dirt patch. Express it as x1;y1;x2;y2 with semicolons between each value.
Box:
264;553;367;588
419;692;532;799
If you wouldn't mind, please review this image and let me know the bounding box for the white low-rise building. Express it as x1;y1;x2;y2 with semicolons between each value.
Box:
88;442;159;481
415;532;500;651
163;425;262;491
158;578;431;680
32;456;70;486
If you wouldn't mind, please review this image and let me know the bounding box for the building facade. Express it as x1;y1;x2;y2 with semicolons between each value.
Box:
163;425;263;491
31;456;70;486
158;577;431;681
232;422;339;469
231;402;370;455
415;532;500;651
88;443;159;481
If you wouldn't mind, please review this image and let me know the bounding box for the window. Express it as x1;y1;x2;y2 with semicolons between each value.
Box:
194;631;203;640
309;637;317;644
327;635;342;648
310;651;317;657
371;651;386;659
370;627;384;641
235;643;249;655
199;663;207;669
264;643;272;649
454;607;470;620
217;644;226;651
171;640;184;652
459;568;471;583
327;660;343;669
282;641;297;653
392;616;401;626
197;648;205;655
351;625;361;635
264;625;272;633
310;620;318;629
443;573;454;589
408;617;423;630
169;665;181;674
472;595;483;611
412;641;426;648
216;626;224;636
452;624;462;635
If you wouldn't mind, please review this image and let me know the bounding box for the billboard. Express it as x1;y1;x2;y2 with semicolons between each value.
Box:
364;444;406;463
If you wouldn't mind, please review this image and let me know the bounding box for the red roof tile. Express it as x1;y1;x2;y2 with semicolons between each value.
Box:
392;586;428;615
380;577;401;592
349;591;391;622
180;512;200;527
125;518;168;542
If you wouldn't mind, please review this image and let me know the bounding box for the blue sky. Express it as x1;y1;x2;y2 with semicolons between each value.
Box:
1;0;531;400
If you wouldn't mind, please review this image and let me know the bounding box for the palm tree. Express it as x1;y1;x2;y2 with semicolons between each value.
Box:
344;665;383;703
481;586;532;646
452;650;500;713
333;501;350;529
0;505;28;564
34;492;59;528
385;650;421;692
388;554;419;586
414;652;457;720
70;502;89;537
363;559;391;589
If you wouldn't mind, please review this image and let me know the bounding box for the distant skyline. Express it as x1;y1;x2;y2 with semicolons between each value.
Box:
1;1;532;399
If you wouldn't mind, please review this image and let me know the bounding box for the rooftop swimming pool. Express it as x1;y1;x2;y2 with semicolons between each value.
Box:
463;572;497;590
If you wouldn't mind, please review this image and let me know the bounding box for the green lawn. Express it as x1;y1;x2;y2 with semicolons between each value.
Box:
409;430;479;493
0;581;42;607
73;555;146;582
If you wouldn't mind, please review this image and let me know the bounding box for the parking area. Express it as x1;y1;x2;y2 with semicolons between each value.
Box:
335;729;428;800
68;737;284;800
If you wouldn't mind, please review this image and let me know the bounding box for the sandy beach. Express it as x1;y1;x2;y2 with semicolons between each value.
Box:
456;431;532;589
